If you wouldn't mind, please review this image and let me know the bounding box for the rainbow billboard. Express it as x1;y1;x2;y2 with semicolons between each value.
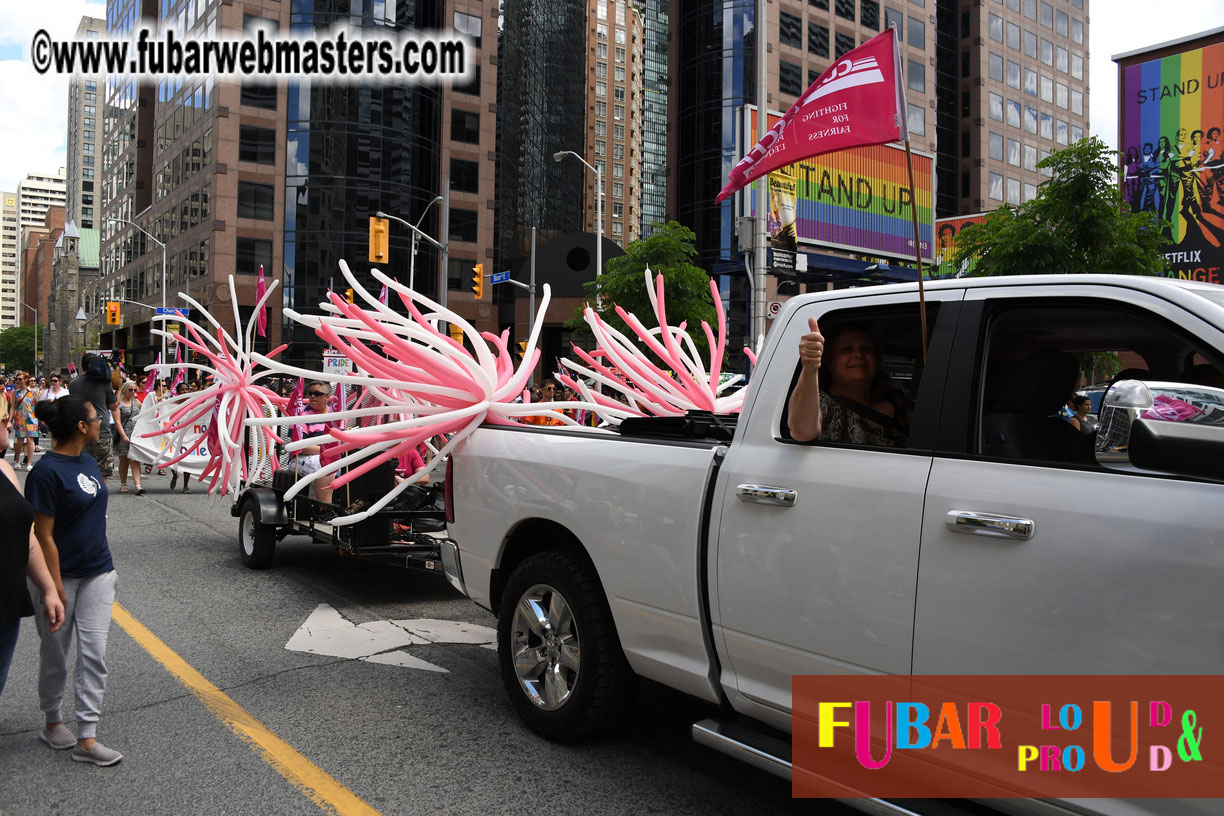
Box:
1118;39;1224;283
742;106;935;263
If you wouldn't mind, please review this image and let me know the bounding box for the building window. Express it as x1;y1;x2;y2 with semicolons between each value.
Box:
1040;112;1053;139
1070;124;1083;142
613;163;624;179
236;237;272;274
1006;21;1020;51
1024;0;1037;19
597;101;607;117
596;120;606;137
450;158;479;193
454;64;481;95
239;125;276;164
1040;38;1053;66
780;11;802;48
597;42;607;58
907;103;925;136
989;52;1003;81
885;7;903;39
1056;82;1068;109
447;258;472;291
907;16;924;49
1071;53;1083;80
907;60;924;93
597;62;607;78
448;209;478;243
1040;74;1053;103
989;131;1003;161
779;61;804;97
1056;10;1068;36
596;81;607;97
1023;143;1037;171
1056;46;1068;73
453;11;482;48
988;13;1002;42
835;32;856;58
1040;1;1052;28
1023;106;1037;134
1007;138;1020;166
614;124;624;140
1024;30;1037;59
1024;68;1037;96
1070;89;1083;116
614;86;624;101
614;104;624;120
1023;182;1037;202
989;172;1003;200
237;182;274;220
595;140;606;156
451;109;480;143
615;47;625;63
1071;18;1083;44
1056;119;1069;145
612;202;623;218
835;0;855;21
1006;177;1021;205
615;65;625;82
809;22;829;56
613;143;624;160
1006;60;1020;89
611;221;623;237
862;1;879;29
811;0;829;9
240;82;277;109
613;182;624;198
1006;99;1021;128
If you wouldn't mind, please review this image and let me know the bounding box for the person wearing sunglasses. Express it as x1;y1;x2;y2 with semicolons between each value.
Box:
8;372;40;471
290;382;338;506
25;395;122;766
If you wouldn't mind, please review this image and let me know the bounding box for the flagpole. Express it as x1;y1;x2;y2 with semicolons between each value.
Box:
752;0;768;363
903;139;929;361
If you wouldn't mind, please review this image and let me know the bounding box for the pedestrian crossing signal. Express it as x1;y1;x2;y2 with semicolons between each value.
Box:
517;340;528;358
106;301;121;325
472;263;484;299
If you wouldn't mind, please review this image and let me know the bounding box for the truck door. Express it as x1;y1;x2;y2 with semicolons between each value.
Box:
915;283;1224;677
710;289;963;728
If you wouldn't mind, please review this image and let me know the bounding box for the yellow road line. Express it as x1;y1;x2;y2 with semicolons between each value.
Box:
112;602;382;816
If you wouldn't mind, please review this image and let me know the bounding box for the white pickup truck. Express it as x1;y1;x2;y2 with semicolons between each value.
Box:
440;275;1224;816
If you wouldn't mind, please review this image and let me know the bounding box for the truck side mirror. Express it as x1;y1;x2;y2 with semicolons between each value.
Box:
1096;379;1224;481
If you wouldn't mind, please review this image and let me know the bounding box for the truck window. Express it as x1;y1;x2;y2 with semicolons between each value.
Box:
975;299;1224;465
781;303;941;450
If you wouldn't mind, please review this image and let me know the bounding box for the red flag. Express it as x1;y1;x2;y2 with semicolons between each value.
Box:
141;354;161;401
169;343;185;392
256;264;268;337
378;284;389;306
715;28;907;203
286;376;305;442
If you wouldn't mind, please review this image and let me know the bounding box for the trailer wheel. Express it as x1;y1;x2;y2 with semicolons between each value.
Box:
498;551;635;741
239;498;277;569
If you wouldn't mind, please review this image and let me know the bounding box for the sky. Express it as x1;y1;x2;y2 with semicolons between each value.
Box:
1;2;1223;195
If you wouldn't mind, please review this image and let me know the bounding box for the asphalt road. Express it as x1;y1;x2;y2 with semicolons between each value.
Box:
0;463;831;816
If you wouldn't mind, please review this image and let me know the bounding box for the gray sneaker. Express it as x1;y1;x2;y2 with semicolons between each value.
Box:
39;724;76;750
71;742;123;766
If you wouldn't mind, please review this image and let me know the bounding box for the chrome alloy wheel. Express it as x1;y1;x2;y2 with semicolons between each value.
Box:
510;583;580;711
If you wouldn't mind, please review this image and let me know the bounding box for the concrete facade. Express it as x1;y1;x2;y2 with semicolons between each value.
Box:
1;193;16;329
66;16;106;232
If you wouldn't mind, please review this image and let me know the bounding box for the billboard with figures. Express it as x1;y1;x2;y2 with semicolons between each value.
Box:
742;106;935;263
1117;37;1224;283
932;213;989;279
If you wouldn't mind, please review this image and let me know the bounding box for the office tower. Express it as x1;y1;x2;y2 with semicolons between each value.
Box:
1;193;17;329
15;171;67;327
670;0;938;349
639;0;669;238
100;0;494;369
936;0;1089;216
586;0;644;247
67;16;106;232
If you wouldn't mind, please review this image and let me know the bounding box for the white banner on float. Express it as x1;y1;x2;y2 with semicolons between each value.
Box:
127;396;212;475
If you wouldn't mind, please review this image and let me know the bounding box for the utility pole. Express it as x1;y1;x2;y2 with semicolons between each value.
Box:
753;0;768;356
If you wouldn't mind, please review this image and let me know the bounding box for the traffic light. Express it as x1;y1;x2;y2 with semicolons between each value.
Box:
368;216;389;264
106;301;121;325
517;340;528;358
345;288;355;304
471;263;484;299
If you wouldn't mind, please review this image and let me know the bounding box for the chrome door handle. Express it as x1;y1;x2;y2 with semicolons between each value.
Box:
736;484;798;507
946;511;1035;540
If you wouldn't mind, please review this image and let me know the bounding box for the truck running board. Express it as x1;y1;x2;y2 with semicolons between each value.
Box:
691;719;941;816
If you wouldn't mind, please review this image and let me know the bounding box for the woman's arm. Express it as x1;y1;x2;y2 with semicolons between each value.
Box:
787;318;826;443
1069;416;1082;431
32;513;65;607
27;528;64;632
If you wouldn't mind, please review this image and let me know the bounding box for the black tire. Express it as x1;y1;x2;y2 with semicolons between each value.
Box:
239;498;277;569
497;550;636;742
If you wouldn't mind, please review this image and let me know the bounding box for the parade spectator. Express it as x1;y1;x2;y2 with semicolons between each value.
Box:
38;375;68;402
67;355;128;483
1068;395;1097;436
0;417;64;697
524;380;566;426
26;395;122;766
787;320;912;446
114;382;145;495
8;372;40;471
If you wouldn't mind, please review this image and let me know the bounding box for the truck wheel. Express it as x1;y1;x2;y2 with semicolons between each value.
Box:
239;499;277;569
498;550;635;741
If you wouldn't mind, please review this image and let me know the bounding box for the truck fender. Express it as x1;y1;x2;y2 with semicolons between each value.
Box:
240;486;289;527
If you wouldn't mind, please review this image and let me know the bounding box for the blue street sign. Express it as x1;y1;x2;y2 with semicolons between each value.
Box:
490;270;511;285
156;307;188;316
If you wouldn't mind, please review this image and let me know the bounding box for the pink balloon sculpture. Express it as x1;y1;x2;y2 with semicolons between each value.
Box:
141;276;287;497
556;269;759;420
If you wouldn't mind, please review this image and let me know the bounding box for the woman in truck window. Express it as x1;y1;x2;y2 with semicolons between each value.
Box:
786;320;912;446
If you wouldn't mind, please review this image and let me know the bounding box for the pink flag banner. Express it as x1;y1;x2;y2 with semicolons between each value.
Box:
256;265;268;337
141;354;161;401
169;343;185;392
715;27;907;203
378;284;389;306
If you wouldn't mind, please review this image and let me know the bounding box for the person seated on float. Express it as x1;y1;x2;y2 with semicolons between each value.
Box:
291;381;339;504
786;319;912;446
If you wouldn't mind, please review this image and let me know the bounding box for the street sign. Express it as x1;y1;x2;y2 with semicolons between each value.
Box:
490;270;511;285
156;307;187;316
767;300;783;319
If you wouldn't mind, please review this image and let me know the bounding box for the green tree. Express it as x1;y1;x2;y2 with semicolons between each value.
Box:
953;137;1168;277
0;325;36;374
565;221;719;360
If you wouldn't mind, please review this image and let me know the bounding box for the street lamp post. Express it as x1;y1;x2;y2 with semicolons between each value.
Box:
19;300;37;378
553;150;602;280
376;207;447;296
108;217;168;364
